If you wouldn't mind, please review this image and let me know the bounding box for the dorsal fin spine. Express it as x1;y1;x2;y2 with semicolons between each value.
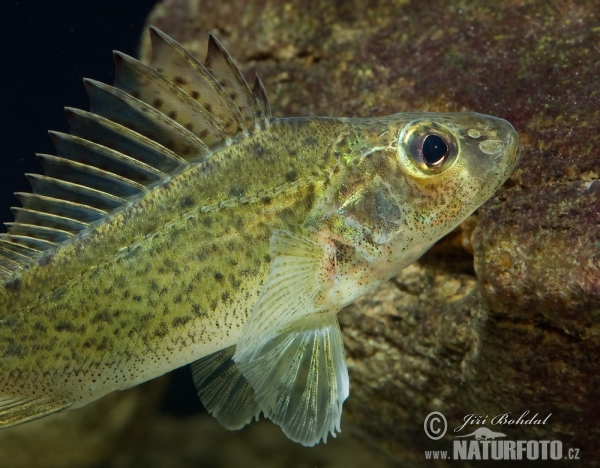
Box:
83;78;211;160
252;75;272;128
113;51;230;146
1;28;272;281
0;243;33;262
36;153;146;198
26;174;125;211
48;131;167;184
4;235;57;250
11;207;89;233
64;107;189;171
148;27;248;134
0;237;44;255
205;34;258;131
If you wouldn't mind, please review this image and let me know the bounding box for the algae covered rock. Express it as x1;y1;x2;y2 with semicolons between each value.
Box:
140;0;599;464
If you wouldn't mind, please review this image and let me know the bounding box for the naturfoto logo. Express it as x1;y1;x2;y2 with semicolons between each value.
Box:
423;411;581;462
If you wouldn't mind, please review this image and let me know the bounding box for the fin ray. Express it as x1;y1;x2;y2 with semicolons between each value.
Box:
49;131;166;185
65;107;187;173
149;27;247;135
205;35;258;131
191;346;261;430
1;28;271;281
0;396;71;429
4;223;73;244
113;51;229;147
37;154;144;198
235;230;349;446
84;78;210;161
12;207;89;232
26;173;125;211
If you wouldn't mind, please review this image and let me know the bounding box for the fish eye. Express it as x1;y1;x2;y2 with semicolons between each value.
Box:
422;134;449;167
397;120;458;177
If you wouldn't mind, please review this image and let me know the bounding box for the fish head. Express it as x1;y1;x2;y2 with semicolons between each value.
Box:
328;112;519;272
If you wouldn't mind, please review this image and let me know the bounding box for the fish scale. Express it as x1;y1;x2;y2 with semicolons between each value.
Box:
0;27;519;446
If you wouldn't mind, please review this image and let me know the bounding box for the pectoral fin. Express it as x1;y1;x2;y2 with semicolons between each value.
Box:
190;345;260;430
234;230;349;446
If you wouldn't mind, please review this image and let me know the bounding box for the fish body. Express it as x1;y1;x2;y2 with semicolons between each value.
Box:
0;28;519;445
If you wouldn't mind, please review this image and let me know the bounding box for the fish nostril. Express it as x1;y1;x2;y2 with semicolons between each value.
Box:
479;139;503;155
467;128;481;139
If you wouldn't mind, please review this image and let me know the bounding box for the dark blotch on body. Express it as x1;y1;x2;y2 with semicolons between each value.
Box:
97;337;109;351
229;186;246;198
172;316;191;327
303;136;317;147
92;312;112;324
55;322;76;332
39;253;54;267
4;279;21;292
191;303;205;317
154;323;169;338
2;343;23;358
251;143;266;158
285;170;298;182
181;196;195;208
229;274;241;289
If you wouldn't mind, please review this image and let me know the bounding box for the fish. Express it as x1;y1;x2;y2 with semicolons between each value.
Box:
0;27;519;446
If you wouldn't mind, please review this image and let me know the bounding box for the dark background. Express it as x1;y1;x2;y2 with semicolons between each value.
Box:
1;0;202;416
0;0;158;227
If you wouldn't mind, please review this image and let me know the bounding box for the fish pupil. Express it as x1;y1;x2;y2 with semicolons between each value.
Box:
422;134;448;165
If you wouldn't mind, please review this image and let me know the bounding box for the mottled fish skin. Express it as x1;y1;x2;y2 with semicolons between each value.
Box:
0;28;520;444
0;118;343;403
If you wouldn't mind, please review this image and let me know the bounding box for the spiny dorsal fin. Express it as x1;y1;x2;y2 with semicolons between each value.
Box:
205;34;261;132
148;27;248;136
1;28;272;282
65;107;186;174
252;75;272;121
113;51;229;147
83;78;211;161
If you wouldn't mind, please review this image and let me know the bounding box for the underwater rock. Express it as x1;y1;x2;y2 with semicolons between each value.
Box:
142;0;599;463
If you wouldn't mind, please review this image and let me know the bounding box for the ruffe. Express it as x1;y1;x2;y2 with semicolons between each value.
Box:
0;27;519;446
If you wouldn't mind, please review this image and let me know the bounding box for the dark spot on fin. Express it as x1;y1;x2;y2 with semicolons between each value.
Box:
205;34;263;130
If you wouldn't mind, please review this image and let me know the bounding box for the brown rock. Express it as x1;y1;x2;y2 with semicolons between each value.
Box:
140;0;599;464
